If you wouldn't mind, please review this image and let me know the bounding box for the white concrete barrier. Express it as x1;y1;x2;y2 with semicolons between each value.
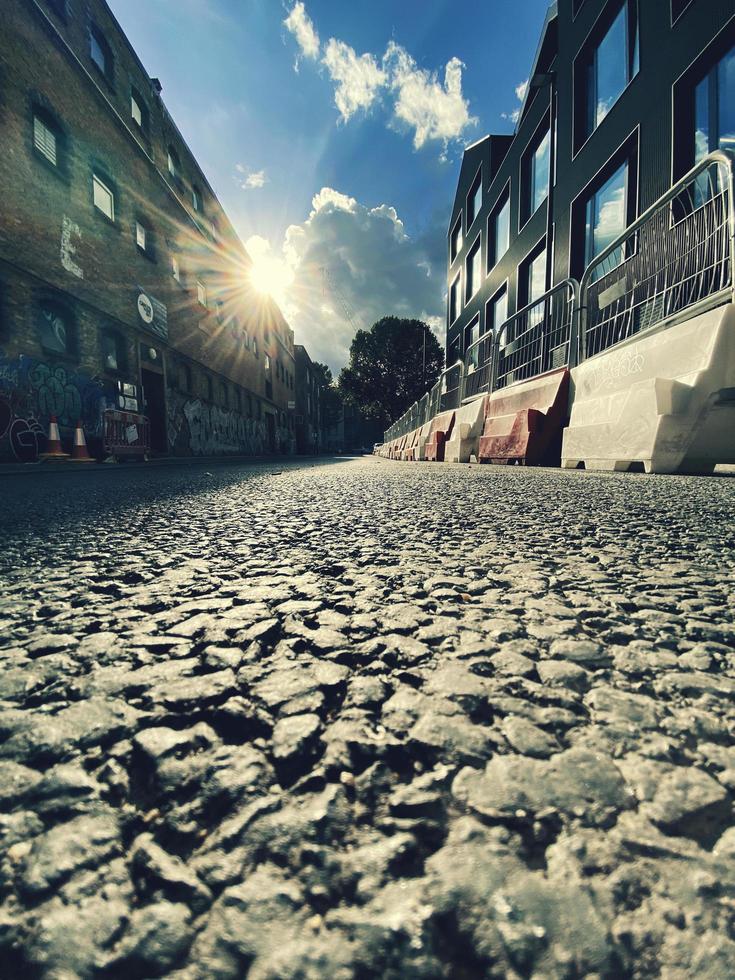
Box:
562;302;735;474
444;397;487;463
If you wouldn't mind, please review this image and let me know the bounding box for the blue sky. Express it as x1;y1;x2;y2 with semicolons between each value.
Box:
108;0;550;371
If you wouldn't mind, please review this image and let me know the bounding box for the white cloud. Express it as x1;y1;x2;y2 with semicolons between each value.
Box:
384;42;477;153
259;187;446;373
283;2;320;62
501;78;529;126
321;39;386;122
234;165;268;190
282;3;475;155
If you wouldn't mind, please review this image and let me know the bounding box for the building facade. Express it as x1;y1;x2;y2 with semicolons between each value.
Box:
294;345;320;454
447;0;734;364
0;0;298;462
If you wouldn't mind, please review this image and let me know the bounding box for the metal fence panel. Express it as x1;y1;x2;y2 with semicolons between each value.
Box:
580;150;735;360
493;280;578;391
463;331;494;402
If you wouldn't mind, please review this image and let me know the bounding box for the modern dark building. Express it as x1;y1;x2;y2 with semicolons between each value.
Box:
294;344;321;454
447;0;734;364
0;0;300;461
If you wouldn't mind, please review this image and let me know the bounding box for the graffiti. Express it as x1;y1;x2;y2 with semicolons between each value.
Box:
0;351;114;462
61;215;84;279
167;391;278;457
589;346;645;393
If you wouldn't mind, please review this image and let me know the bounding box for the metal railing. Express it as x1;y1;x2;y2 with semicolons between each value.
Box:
463;331;494;403
384;361;464;442
581;150;735;360
493;280;578;391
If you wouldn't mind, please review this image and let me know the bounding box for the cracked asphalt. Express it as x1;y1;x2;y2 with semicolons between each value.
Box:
1;456;734;979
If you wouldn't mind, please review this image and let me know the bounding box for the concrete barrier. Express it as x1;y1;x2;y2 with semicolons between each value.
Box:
562;303;735;474
478;368;570;465
412;421;433;461
444;397;487;463
424;411;456;462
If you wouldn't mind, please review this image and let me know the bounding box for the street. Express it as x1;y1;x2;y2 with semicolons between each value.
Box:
1;457;735;978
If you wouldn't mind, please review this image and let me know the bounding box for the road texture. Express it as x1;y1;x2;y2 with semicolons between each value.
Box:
1;456;734;979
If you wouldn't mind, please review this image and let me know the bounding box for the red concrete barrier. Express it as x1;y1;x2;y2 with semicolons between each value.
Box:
478;368;570;466
424;411;456;462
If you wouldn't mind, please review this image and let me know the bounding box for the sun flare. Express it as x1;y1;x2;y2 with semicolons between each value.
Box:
247;251;294;309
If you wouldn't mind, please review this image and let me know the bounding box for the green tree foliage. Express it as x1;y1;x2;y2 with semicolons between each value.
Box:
338;317;444;428
311;361;342;428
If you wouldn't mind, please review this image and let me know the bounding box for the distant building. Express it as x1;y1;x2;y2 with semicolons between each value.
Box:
446;0;734;363
0;0;300;461
294;345;320;454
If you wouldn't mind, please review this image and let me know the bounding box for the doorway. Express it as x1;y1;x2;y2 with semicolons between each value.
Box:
265;412;276;454
141;369;167;454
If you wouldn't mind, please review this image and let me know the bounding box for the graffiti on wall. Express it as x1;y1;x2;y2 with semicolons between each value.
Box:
0;351;114;462
61;215;84;280
167;391;295;457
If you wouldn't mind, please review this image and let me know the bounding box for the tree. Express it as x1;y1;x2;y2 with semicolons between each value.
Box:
338;317;443;429
311;361;342;429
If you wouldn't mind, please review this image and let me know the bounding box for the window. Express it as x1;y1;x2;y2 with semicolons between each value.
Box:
167;146;181;181
486;285;509;338
575;0;639;148
694;43;735;165
130;89;148;133
450;215;463;262
38;301;73;355
465;236;482;301
135;222;147;252
264;353;271;371
518;242;547;309
220;381;228;407
464;316;480;357
46;0;68;20
449;273;461;323
216;299;225;323
197;281;207;307
101;330;125;372
235;389;242;413
205;376;213;401
33;112;58;167
90;25;113;82
253;338;258;357
467;169;482;228
522;125;550;223
93;173;115;221
583;159;629;271
171;255;180;282
488;191;510;270
192;186;202;212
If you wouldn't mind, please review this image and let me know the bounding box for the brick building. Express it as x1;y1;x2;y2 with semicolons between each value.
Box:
0;0;298;461
293;345;321;454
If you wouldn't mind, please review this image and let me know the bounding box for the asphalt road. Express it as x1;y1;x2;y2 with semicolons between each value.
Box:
1;456;734;978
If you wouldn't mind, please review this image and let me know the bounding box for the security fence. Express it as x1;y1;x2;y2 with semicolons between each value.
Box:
384;150;735;444
581;150;735;359
493;281;577;391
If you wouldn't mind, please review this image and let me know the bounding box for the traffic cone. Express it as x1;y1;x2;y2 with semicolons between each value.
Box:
38;415;70;461
70;419;95;462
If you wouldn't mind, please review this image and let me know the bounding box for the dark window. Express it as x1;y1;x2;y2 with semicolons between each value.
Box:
694;43;735;165
192;186;202;212
575;0;639;149
488;191;510;270
90;25;114;83
216;299;225;323
46;0;68;20
466;169;482;228
465;236;482;301
205;376;213;402
235;388;242;413
248;393;253;416
167;146;181;182
135;218;154;259
38;301;74;356
449;273;461;323
518;241;547;309
464;316;480;356
101;330;126;373
220;381;228;407
521;124;550;224
450;215;463;262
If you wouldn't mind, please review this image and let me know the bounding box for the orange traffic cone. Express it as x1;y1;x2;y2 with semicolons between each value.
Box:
70;419;95;462
38;415;70;461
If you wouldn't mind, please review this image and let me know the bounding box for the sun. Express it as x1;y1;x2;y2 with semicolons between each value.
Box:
248;256;294;308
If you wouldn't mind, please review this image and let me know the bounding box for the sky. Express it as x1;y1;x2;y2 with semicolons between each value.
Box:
108;0;551;373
